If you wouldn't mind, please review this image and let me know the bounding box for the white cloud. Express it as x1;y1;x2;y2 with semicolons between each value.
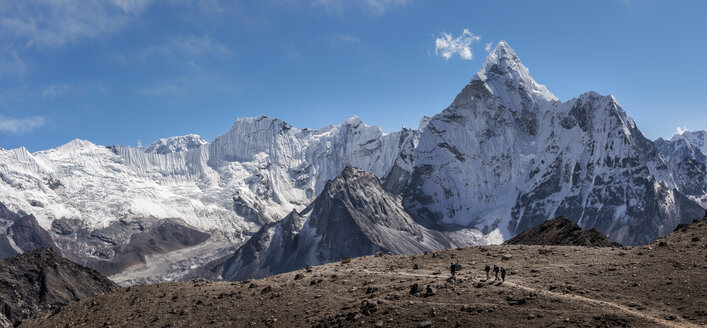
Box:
0;0;152;49
137;67;247;99
331;34;366;49
676;125;689;135
0;48;28;79
138;35;230;61
0;115;45;133
618;0;633;8
310;0;413;16
42;83;107;98
484;42;493;52
363;0;414;14
435;29;481;60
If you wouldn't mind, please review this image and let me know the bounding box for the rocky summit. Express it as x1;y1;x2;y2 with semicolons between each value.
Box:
208;165;494;281
20;212;707;328
504;216;621;247
0;248;118;327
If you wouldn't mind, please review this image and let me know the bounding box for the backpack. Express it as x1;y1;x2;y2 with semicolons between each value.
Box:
485;265;490;271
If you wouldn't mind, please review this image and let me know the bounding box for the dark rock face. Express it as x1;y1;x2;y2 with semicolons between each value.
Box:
1;199;212;278
0;247;118;326
7;215;58;254
83;220;211;276
505;217;620;247
213;165;482;281
0;202;58;259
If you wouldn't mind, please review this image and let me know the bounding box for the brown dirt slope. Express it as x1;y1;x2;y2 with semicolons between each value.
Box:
22;216;706;328
505;216;621;247
0;248;118;327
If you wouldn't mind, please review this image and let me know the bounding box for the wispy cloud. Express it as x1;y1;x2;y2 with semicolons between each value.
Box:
138;35;230;61
310;0;414;16
618;0;633;8
0;115;45;133
484;42;493;52
139;83;187;97
363;0;414;14
0;48;28;79
137;64;247;99
330;34;367;50
0;0;153;49
42;83;107;98
435;29;481;60
676;125;689;135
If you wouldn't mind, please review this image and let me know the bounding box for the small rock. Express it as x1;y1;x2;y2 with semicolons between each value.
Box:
294;273;304;280
413;263;420;270
502;254;513;261
341;256;352;264
418;321;432;328
424;285;436;297
409;283;422;295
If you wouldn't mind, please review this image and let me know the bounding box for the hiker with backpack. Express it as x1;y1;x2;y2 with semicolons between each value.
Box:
450;262;457;276
493;265;500;281
484;264;490;281
500;267;507;282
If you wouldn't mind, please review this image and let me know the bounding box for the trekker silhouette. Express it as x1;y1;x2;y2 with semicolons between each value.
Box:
493;265;499;281
450;262;456;276
501;267;506;282
484;264;490;280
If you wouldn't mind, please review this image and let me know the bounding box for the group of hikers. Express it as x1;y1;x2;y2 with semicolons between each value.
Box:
449;262;507;283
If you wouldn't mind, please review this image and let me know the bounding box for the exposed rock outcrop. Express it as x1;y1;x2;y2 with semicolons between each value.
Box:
505;216;620;247
211;165;493;280
0;248;118;327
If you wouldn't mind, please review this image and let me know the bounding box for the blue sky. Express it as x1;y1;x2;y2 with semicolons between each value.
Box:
1;0;706;152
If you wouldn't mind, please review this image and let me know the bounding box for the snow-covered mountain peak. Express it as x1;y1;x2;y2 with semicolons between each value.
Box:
342;115;364;126
671;130;707;155
145;134;207;154
472;41;557;104
50;139;99;154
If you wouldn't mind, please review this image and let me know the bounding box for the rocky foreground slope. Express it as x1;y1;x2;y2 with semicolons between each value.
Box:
23;212;707;328
0;248;118;327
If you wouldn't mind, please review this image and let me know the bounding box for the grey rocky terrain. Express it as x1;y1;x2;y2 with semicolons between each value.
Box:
21;211;707;327
0;248;118;327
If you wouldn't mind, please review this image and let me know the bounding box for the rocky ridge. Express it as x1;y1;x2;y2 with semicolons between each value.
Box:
0;248;118;327
210;165;496;280
504;216;620;247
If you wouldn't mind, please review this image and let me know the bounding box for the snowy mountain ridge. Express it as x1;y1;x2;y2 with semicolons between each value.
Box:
0;41;704;282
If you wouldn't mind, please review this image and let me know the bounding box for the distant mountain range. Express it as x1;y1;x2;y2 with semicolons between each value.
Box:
0;41;704;283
